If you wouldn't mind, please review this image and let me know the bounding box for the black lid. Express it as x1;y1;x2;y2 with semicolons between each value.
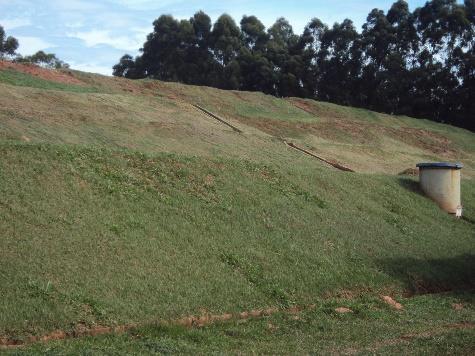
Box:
416;162;463;170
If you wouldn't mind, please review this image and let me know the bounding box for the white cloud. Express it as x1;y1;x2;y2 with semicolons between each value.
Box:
0;17;31;30
54;0;104;12
131;26;150;39
68;61;112;76
64;21;85;29
117;0;185;10
68;29;144;51
16;36;56;55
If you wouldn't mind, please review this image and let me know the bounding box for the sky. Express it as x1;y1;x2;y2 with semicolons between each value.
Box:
0;0;428;76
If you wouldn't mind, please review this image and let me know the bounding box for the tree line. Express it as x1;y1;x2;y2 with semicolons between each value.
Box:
113;0;475;131
0;25;69;69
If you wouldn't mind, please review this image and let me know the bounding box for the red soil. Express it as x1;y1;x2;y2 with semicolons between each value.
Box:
0;60;85;86
0;304;315;349
382;296;404;310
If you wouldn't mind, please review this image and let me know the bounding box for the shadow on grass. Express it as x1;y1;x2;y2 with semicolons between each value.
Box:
398;177;425;197
462;216;475;225
399;178;475;226
378;254;475;300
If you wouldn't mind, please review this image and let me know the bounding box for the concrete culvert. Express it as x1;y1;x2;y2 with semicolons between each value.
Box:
416;162;463;217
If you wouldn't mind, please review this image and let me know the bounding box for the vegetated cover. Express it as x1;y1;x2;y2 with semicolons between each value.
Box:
0;61;474;354
113;0;475;133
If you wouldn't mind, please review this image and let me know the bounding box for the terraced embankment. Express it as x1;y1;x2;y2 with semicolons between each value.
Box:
0;62;474;353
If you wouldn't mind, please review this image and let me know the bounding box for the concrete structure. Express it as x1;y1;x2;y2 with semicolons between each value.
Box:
416;162;463;217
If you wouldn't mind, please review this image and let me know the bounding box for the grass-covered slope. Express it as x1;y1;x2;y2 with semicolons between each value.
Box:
0;63;474;353
1;143;474;338
15;295;475;354
1;63;474;176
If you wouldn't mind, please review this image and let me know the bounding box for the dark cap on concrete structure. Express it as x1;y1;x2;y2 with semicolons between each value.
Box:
416;162;463;170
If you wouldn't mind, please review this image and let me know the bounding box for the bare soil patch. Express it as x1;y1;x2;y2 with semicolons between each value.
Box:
288;97;460;157
399;168;419;176
236;116;303;137
383;126;458;157
289;98;350;120
0;61;85;86
382;296;404;310
0;304;317;349
335;307;353;314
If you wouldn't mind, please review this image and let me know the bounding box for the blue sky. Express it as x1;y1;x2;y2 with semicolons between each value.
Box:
1;0;428;75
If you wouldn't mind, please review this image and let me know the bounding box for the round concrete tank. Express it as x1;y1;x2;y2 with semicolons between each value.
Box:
416;162;463;217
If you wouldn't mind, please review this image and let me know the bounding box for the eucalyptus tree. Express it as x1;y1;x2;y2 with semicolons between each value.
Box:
318;19;362;106
210;14;243;89
111;2;475;131
0;25;19;58
238;16;275;93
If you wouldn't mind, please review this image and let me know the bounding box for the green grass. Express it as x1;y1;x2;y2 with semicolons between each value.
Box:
6;293;475;354
0;66;474;353
0;69;98;93
0;143;474;342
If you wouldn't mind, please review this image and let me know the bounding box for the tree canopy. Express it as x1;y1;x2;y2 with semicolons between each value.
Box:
16;51;70;69
1;25;69;69
114;1;475;131
0;25;19;58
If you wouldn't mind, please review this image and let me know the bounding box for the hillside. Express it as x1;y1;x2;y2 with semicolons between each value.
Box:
0;62;474;354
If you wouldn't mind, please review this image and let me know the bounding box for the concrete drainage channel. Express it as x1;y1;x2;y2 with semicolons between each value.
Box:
284;141;355;172
192;104;243;133
189;103;354;172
